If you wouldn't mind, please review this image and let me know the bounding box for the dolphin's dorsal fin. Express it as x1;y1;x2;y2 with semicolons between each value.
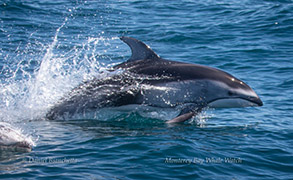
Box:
120;36;160;62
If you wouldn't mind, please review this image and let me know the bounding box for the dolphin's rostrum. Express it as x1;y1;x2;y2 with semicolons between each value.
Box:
46;37;263;123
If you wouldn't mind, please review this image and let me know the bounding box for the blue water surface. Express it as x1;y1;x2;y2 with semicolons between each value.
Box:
0;0;293;179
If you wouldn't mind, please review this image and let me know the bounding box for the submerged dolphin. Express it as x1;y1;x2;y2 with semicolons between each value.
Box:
46;37;262;123
0;122;33;152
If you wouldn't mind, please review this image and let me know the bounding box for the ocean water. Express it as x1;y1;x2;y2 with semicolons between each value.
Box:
0;0;292;179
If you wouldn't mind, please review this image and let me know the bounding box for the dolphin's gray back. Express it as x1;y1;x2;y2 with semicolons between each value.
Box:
117;37;252;90
114;58;249;90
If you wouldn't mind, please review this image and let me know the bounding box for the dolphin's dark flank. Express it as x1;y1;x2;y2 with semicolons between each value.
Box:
46;37;263;123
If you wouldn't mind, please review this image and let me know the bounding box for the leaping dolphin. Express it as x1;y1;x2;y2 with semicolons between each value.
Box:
46;37;263;123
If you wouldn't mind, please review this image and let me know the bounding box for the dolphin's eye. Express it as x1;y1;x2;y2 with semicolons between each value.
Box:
228;91;235;96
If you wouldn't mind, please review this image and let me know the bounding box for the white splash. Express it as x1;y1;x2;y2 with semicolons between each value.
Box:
0;18;122;151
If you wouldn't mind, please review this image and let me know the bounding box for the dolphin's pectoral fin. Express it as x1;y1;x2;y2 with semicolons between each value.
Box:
166;105;203;124
120;36;160;62
166;111;197;124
